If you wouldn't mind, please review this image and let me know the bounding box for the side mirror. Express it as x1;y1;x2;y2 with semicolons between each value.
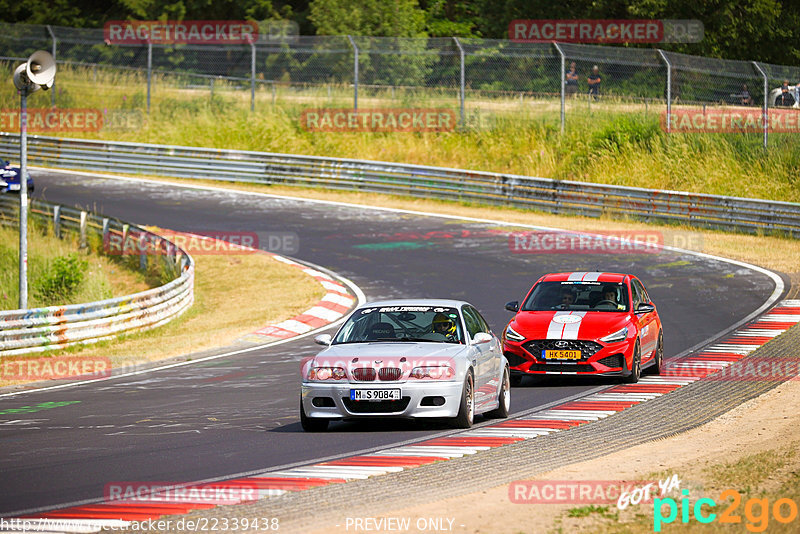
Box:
314;333;332;346
473;332;493;344
636;303;655;314
505;301;519;312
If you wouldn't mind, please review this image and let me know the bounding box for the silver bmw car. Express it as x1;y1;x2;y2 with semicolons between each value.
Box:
300;299;510;431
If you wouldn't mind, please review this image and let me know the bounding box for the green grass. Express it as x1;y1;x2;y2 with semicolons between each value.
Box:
567;505;619;520
2;62;799;204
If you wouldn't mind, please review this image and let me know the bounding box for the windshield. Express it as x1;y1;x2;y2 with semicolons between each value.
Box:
521;281;629;312
333;305;465;344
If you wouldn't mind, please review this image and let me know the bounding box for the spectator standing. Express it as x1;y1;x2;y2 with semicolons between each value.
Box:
565;62;578;97
775;80;796;107
587;65;601;100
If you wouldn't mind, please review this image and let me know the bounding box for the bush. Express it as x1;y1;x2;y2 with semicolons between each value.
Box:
34;253;88;302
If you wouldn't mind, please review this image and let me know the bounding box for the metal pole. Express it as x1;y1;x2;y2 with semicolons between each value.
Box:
752;61;768;149
46;25;56;108
657;49;671;133
146;41;152;113
553;42;566;134
453;37;465;128
347;35;358;110
250;42;256;112
19;89;28;309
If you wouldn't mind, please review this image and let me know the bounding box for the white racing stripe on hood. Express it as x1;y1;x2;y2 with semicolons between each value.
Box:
546;311;587;340
566;271;604;282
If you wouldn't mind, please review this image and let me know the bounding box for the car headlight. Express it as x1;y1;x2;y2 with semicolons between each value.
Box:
600;327;628;343
410;366;454;380
308;366;346;381
504;325;525;342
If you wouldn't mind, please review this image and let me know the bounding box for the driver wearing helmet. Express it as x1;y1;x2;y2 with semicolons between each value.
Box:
431;312;458;342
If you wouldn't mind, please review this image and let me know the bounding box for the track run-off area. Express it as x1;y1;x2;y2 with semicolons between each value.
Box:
0;169;788;524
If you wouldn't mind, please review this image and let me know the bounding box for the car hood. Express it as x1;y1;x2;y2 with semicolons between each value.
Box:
511;311;630;340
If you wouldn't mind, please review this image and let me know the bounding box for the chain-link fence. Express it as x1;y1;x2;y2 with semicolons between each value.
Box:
1;22;799;145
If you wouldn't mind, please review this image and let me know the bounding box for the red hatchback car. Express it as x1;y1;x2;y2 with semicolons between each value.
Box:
502;272;663;384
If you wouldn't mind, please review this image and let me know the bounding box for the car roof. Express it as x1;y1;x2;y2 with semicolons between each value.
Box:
539;272;629;283
359;298;470;309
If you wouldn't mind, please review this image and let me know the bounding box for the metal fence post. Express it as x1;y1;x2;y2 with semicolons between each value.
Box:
250;42;256;112
18;90;28;309
53;205;61;238
453;37;465;128
752;61;769;149
657;49;671;133
146;41;152;113
79;211;88;249
102;217;109;249
553;42;566;134
347;35;358;110
46;25;56;108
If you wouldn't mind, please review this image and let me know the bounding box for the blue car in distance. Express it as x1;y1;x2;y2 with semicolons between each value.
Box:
0;160;34;193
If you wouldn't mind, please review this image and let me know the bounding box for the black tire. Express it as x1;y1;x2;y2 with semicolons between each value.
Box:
486;366;511;419
452;372;474;428
300;399;328;432
623;340;641;384
510;373;523;387
646;331;663;375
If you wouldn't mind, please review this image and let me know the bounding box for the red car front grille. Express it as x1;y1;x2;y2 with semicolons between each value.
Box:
378;368;402;381
352;368;377;381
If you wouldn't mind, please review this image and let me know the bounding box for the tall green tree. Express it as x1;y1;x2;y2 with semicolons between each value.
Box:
309;0;426;37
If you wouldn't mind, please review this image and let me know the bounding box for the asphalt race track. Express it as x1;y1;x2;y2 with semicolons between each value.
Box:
0;170;781;515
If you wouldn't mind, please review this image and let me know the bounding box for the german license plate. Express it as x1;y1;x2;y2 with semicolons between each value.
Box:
350;389;401;401
8;184;20;190
543;349;581;360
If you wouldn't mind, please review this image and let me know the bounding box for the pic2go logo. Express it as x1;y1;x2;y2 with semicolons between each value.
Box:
654;489;799;532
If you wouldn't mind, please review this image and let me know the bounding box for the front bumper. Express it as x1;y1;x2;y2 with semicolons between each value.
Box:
301;380;464;419
503;338;634;376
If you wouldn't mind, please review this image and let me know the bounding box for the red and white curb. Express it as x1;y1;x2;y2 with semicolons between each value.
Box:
241;256;355;343
8;301;799;530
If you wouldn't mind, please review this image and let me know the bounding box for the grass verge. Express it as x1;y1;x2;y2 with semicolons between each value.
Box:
3;62;799;203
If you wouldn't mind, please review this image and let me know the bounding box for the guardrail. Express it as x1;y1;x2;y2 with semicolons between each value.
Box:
0;194;194;357
1;133;799;237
